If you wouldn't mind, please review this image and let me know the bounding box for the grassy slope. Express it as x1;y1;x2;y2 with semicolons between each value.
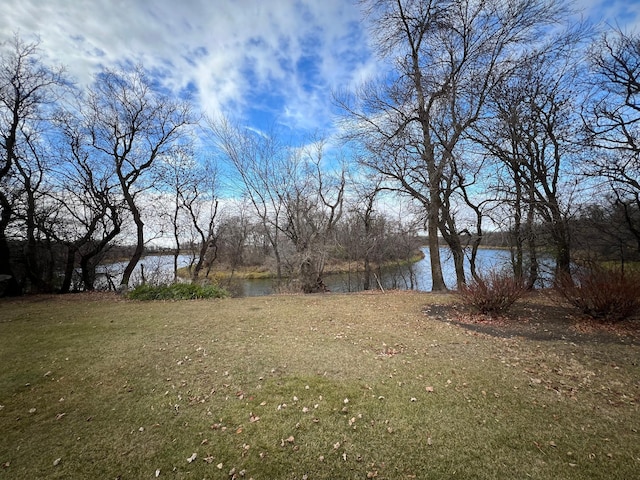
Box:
0;292;638;479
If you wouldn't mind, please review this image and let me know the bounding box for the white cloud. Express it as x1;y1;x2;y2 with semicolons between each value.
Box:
1;0;376;132
1;0;637;136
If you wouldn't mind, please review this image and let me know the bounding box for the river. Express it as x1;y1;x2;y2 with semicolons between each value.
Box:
99;247;552;295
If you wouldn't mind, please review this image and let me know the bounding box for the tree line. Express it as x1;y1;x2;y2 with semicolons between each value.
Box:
1;0;639;296
0;33;421;295
338;0;640;291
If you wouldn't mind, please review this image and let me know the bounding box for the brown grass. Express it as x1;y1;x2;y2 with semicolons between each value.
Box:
0;291;638;479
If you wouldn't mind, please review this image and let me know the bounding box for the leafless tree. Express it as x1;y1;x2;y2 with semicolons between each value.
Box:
342;169;386;290
85;66;193;289
48;108;124;292
179;156;220;282
584;28;640;252
206;116;288;282
473;28;587;284
0;34;66;294
339;0;568;290
279;140;346;292
152;147;220;283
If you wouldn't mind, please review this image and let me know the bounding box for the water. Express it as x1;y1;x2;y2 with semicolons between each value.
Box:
99;247;528;295
322;247;514;293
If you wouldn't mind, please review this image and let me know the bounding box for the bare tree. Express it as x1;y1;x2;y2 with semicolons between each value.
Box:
48;107;126;292
179;157;220;282
0;34;66;294
344;169;386;290
85;66;193;289
473;31;587;284
152;147;220;283
339;0;568;290
584;28;640;251
279;140;346;292
206;116;288;282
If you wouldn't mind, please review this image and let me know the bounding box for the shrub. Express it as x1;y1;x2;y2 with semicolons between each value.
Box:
126;282;228;301
555;267;640;322
457;270;527;316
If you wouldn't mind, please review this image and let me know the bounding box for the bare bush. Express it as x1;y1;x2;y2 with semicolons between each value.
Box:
457;270;527;316
555;267;640;322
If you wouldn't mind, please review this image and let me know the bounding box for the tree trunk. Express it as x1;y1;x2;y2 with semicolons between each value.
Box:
0;195;21;295
60;245;77;293
427;187;447;291
120;204;144;289
0;235;21;296
427;217;446;291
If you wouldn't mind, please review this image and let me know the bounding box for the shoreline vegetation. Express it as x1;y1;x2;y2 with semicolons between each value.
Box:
173;250;427;282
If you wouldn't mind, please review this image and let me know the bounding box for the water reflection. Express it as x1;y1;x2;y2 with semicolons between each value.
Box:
100;247;551;296
233;247;519;296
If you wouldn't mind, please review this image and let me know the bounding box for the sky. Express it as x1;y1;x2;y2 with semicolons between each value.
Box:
1;0;639;141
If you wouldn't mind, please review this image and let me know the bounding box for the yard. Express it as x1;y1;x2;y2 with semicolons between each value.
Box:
0;291;638;479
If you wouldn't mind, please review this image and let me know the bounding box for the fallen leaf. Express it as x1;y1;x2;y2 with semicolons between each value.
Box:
155;468;160;477
53;458;62;466
217;462;223;469
187;453;197;463
426;386;434;393
203;455;214;463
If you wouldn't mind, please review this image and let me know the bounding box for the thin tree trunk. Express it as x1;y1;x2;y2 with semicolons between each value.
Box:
120;204;144;289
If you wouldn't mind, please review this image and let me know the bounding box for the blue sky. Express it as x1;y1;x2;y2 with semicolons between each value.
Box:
2;0;639;140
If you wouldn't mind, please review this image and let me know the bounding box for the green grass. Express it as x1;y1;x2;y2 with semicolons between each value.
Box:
0;291;638;479
127;282;228;300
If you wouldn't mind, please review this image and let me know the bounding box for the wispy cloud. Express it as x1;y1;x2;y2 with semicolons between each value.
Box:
1;0;377;135
1;0;637;137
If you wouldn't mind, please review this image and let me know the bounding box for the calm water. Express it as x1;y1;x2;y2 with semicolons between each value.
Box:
101;247;541;295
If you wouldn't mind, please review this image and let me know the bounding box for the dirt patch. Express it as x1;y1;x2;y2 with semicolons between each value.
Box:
424;291;640;346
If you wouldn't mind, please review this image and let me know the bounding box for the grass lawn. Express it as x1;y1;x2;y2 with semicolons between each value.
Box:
0;291;638;479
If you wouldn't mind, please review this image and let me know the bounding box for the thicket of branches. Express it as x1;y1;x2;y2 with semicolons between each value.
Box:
1;0;640;296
